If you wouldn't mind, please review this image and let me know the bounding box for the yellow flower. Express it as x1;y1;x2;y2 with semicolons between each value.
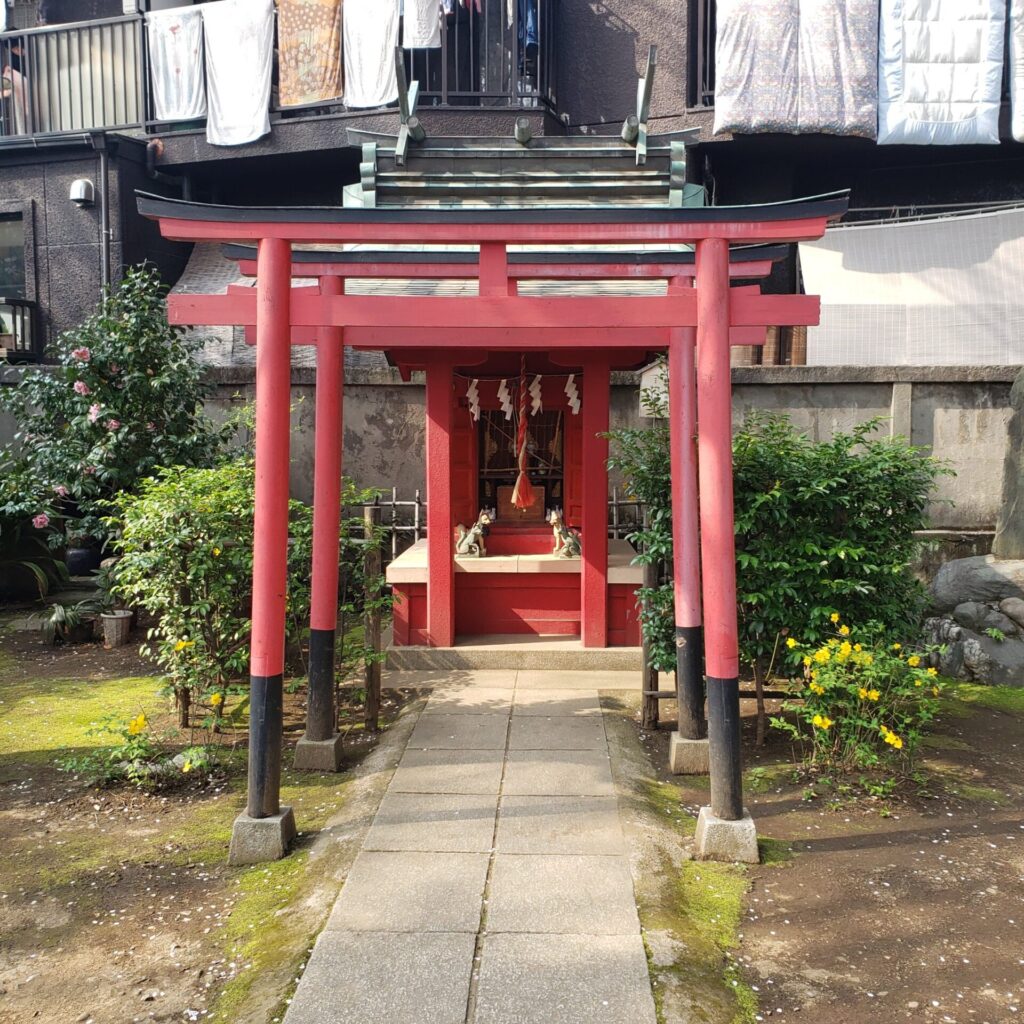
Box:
786;637;798;649
858;687;869;700
926;667;938;677
812;714;833;730
853;643;862;652
839;624;850;637
813;648;831;664
127;713;147;736
862;654;874;666
839;641;853;657
892;642;902;651
210;692;223;707
879;724;891;737
182;759;193;773
867;689;880;702
212;547;221;557
830;613;840;624
907;655;921;668
932;686;940;697
914;679;923;687
174;639;196;653
809;682;825;695
803;656;812;667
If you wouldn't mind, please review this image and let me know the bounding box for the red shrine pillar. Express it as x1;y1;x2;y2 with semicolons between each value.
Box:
229;236;297;865
581;355;610;648
694;238;744;822
295;275;346;772
425;357;456;648
668;277;706;752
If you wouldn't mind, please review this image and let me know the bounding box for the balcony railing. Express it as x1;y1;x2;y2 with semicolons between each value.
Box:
0;297;40;363
0;4;554;143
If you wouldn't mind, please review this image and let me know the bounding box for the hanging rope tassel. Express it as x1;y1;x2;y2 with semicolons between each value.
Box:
511;356;536;510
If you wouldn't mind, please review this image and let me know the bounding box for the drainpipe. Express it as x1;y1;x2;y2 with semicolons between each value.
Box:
91;132;111;291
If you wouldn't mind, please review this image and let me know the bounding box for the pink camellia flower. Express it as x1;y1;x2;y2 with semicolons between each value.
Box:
54;485;69;497
109;363;120;374
73;380;91;396
105;419;121;431
71;347;90;362
83;465;96;476
32;513;50;530
88;403;101;423
146;422;156;431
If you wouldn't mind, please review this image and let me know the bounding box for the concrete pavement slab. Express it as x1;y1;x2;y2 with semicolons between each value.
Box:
283;931;475;1024
383;669;519;690
486;854;640;934
390;748;506;795
364;791;498;852
495;795;626;855
511;689;602;717
508;715;607;750
326;851;489;932
408;713;509;750
473;933;656;1024
515;669;640;690
502;749;615;796
424;688;514;716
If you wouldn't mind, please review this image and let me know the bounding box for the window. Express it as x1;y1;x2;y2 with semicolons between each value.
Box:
689;0;716;108
0;213;25;296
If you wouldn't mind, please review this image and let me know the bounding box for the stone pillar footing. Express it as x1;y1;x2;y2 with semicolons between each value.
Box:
669;733;710;775
228;806;297;866
694;806;759;863
293;734;345;772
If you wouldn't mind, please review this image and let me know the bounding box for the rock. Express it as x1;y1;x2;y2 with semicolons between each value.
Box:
931;555;1024;612
993;367;1024;560
952;601;990;631
1000;597;1024;630
982;610;1019;637
960;629;1024;687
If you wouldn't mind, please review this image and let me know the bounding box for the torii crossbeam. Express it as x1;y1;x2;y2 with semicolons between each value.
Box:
138;190;848;866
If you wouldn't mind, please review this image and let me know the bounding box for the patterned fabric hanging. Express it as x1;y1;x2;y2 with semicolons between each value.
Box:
564;374;580;415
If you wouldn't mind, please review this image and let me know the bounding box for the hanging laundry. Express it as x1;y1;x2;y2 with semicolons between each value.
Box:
714;0;876;138
877;0;1005;145
202;0;274;146
1011;0;1024;143
403;0;441;49
344;0;399;108
146;5;207;122
278;0;344;108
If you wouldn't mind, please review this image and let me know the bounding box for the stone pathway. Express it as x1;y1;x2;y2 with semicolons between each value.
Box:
284;669;657;1024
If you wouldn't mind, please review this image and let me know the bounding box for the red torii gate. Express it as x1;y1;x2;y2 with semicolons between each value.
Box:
138;191;848;864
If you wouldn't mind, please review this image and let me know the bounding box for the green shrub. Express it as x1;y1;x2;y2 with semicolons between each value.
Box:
107;458;385;728
0;265;228;545
774;617;942;769
606;371;948;693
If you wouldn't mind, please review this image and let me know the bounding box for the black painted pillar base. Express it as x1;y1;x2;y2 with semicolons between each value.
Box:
707;675;743;821
675;624;706;740
306;627;336;742
247;673;283;819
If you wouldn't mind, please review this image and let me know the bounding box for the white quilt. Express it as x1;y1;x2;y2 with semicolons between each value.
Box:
1011;0;1024;142
877;0;1005;146
146;5;207;122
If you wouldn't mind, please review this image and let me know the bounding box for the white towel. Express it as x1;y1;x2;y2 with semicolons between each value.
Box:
403;0;441;48
344;0;400;108
202;0;274;146
146;5;207;122
1012;0;1024;142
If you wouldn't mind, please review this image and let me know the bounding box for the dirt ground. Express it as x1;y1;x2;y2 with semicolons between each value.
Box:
644;690;1024;1024
0;628;413;1024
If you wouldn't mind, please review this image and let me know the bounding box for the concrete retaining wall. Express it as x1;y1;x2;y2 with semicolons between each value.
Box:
2;364;1017;534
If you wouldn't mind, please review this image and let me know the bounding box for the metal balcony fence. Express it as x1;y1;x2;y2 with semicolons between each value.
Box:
0;4;554;143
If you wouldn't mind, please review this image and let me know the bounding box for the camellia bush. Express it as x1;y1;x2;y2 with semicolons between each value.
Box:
776;615;942;769
108;458;385;728
0;265;228;545
607;369;948;743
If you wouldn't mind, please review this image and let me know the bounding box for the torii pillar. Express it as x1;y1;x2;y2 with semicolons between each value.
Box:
228;238;298;866
692;238;758;863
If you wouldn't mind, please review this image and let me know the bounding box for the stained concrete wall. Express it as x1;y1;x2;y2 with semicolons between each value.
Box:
2;364;1016;535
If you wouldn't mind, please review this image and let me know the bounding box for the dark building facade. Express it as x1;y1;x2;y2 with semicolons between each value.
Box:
2;0;1024;361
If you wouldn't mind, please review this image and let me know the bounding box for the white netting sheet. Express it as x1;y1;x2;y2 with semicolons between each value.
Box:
799;207;1024;366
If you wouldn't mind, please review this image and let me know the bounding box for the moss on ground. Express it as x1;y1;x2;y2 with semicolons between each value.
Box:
0;666;357;1022
948;682;1024;717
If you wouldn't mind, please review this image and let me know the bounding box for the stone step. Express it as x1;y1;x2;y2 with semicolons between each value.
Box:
386;635;642;672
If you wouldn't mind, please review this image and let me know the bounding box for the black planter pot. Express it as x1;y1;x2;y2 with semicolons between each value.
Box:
65;546;102;576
